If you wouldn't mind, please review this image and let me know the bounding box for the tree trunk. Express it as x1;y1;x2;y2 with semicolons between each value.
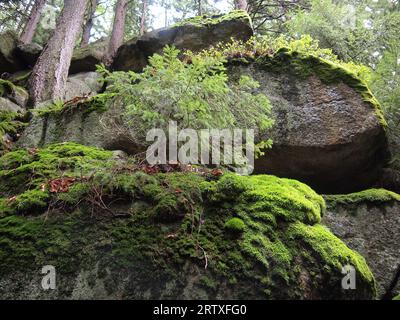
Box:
234;0;248;11
81;0;99;47
139;0;148;36
20;0;47;44
105;0;128;64
197;0;202;16
29;0;88;106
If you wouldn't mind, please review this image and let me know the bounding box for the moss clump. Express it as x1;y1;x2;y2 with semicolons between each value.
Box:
0;147;377;299
324;188;400;207
0;79;15;97
0;142;114;216
172;10;251;28
394;294;400;300
0;111;28;155
224;217;245;234
287;222;375;288
34;93;111;118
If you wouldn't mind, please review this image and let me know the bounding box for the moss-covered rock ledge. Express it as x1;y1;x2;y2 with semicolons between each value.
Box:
0;143;376;299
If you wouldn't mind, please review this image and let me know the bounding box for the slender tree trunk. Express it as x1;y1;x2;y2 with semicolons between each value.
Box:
197;0;202;15
105;0;128;64
81;0;99;47
29;0;88;106
20;0;47;44
17;0;34;32
139;0;148;36
234;0;248;11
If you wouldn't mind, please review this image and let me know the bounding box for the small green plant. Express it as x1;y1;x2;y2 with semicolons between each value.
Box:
201;35;372;84
224;217;245;234
97;46;274;153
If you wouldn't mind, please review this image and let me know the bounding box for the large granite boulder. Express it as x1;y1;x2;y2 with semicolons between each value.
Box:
17;48;389;194
3;36;108;75
229;49;389;193
322;189;400;298
113;10;254;72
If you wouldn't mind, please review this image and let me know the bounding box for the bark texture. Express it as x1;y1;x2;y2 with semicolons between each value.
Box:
81;0;99;47
19;0;47;44
139;0;148;36
28;0;88;106
105;0;128;64
234;0;248;11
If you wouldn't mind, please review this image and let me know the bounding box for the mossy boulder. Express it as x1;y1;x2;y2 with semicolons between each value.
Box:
228;48;388;193
322;189;400;297
113;10;253;72
0;143;376;299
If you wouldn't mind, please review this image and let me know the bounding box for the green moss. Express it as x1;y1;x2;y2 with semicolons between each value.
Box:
224;217;245;234
13;189;50;214
394;294;400;300
287;222;375;289
0;111;26;136
0;148;377;299
34;93;111;118
8;70;32;87
0;111;28;155
0;142;114;215
0;79;15;97
172;10;251;28
324;188;400;207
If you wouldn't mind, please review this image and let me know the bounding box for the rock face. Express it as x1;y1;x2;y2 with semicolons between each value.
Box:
0;32;108;75
229;51;389;193
69;39;108;74
0;97;24;113
0;30;23;74
0;145;377;299
113;11;253;72
322;189;400;297
63;72;103;101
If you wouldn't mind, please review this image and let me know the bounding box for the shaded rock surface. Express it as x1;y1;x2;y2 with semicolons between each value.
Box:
0;30;23;73
113;11;253;72
322;190;400;297
229;53;388;193
13;43;43;68
69;38;108;74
